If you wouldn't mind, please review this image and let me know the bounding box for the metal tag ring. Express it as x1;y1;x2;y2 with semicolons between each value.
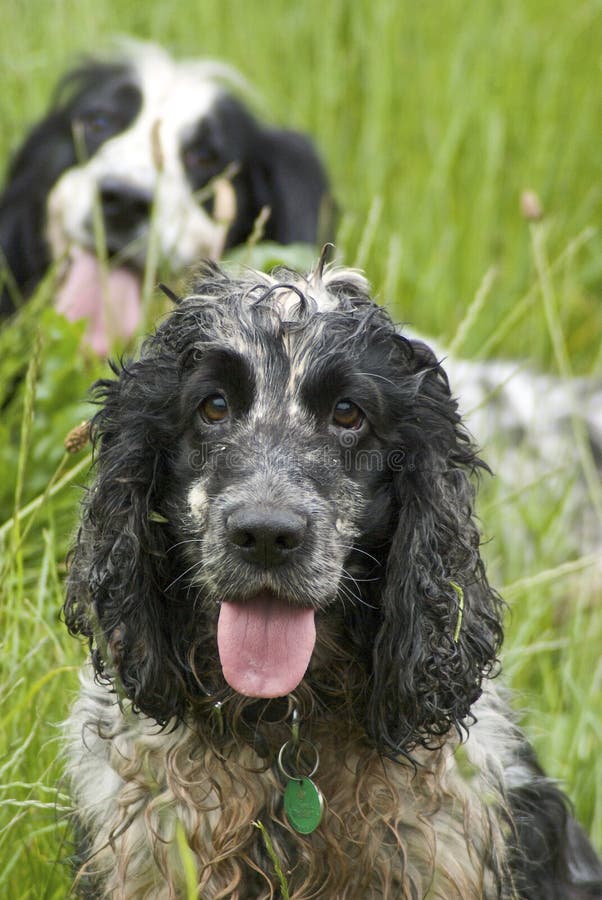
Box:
277;738;320;782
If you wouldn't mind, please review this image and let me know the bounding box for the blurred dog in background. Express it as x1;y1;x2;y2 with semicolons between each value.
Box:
0;41;331;354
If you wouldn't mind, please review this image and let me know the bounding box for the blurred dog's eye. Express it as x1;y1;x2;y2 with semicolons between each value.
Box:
183;144;220;173
75;110;121;146
333;399;364;430
199;394;229;424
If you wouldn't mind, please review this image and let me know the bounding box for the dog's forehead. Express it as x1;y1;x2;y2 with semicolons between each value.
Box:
252;266;373;319
131;48;225;139
179;266;379;351
276;282;340;317
176;267;393;401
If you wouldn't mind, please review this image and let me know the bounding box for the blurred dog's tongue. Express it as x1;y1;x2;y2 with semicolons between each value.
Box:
217;595;316;698
55;248;142;356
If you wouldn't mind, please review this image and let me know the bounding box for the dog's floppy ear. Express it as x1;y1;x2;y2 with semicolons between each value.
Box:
368;340;504;754
247;127;335;245
0;60;141;315
64;356;188;724
0;108;76;314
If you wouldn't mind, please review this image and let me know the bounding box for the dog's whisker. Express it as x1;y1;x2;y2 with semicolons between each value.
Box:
340;543;382;567
341;573;381;585
336;583;361;612
164;559;206;592
166;536;212;553
338;570;379;609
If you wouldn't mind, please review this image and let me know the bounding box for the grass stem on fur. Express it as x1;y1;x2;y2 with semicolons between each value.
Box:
253;821;291;899
175;820;198;900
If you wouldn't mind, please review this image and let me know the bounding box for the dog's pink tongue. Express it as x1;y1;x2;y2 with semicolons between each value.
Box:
217;596;316;698
55;248;142;356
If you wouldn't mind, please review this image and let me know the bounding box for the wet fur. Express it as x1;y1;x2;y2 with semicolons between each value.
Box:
64;263;602;898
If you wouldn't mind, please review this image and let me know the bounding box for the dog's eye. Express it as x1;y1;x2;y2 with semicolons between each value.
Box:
333;399;364;430
76;110;120;145
198;393;229;424
183;145;220;173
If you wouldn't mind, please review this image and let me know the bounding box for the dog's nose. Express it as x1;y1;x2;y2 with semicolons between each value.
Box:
99;178;153;232
226;506;307;568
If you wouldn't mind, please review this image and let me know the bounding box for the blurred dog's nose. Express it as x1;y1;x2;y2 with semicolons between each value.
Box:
226;506;307;568
99;178;153;233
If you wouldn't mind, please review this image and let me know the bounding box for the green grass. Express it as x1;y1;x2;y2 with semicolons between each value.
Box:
0;1;601;895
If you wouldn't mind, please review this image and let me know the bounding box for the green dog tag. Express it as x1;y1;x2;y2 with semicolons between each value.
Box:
284;777;324;834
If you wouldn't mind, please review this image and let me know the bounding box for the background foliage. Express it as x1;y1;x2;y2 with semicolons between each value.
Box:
0;1;600;895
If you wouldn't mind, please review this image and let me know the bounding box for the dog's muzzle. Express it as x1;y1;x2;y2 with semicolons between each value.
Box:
98;177;153;254
217;502;316;699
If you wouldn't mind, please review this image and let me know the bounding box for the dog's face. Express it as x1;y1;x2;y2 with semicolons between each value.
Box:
171;285;406;699
0;43;330;352
65;264;503;753
46;50;241;273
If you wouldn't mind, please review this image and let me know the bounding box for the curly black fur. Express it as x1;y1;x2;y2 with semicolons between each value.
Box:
63;263;601;898
65;263;503;754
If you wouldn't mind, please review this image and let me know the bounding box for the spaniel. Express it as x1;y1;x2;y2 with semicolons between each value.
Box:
0;42;330;354
64;260;602;898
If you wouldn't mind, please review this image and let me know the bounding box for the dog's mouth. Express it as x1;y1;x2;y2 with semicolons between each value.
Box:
54;247;143;356
217;592;316;699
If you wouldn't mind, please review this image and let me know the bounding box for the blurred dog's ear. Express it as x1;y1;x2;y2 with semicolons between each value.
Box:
367;341;504;753
0;60;140;316
0;107;74;314
247;127;335;245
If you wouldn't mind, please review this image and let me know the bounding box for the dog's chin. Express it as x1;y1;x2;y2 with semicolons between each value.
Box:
54;246;143;356
216;591;317;699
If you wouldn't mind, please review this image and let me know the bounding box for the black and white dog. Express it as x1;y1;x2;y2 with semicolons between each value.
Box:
64;261;602;898
0;41;330;354
1;41;600;530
